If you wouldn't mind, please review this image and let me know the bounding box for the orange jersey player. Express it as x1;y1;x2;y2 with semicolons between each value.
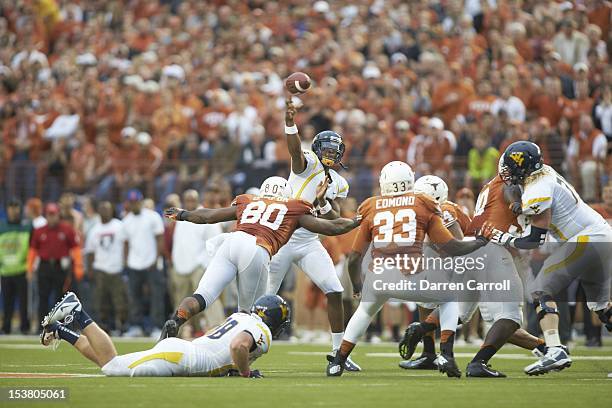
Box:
414;175;472;239
159;176;361;341
327;161;488;379
467;174;523;238
404;163;544;378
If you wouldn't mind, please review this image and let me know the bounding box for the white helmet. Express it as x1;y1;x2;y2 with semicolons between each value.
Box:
414;175;448;204
379;161;415;196
260;176;292;198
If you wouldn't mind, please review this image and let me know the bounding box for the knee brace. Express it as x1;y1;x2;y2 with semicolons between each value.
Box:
192;293;207;311
535;295;558;321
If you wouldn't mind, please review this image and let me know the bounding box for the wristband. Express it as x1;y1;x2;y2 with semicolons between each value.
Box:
318;201;332;215
177;210;186;221
285;124;298;135
240;370;251;378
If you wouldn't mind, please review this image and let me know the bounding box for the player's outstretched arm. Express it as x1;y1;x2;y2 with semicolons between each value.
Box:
228;331;262;378
285;96;307;174
436;237;488;256
347;250;364;299
164;207;237;224
481;209;550;249
298;213;361;236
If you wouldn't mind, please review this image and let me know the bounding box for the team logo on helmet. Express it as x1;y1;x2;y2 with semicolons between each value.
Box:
509;151;525;166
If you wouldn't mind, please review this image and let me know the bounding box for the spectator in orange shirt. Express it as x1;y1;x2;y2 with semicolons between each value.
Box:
462;80;496;120
135;132;163;197
591;184;612;222
532;76;568;126
431;62;475;126
568;114;608;202
563;78;594;132
66;130;95;194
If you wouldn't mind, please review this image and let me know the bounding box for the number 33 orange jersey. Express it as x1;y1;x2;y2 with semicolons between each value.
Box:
232;194;314;257
351;192;454;258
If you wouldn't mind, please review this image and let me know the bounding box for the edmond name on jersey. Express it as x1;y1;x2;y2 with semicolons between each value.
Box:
102;312;271;377
521;164;608;241
288;150;349;242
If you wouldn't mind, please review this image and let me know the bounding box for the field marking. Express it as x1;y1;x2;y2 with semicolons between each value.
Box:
0;344;44;350
366;352;612;361
288;351;612;361
0;372;104;378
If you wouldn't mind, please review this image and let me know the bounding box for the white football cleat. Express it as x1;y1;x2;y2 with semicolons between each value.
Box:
41;292;82;327
344;355;362;372
524;346;572;376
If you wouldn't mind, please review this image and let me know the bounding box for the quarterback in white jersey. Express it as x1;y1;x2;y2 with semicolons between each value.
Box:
40;293;289;378
484;141;612;376
267;97;360;371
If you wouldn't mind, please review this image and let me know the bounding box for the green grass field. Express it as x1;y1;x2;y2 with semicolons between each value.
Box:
0;337;610;408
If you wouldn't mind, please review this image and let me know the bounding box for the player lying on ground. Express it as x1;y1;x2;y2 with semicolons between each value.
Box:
40;292;290;377
484;141;612;376
159;176;361;342
399;172;547;377
326;161;489;378
266;97;361;371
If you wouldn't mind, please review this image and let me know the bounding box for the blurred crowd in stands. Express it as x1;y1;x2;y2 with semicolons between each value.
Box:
0;0;611;343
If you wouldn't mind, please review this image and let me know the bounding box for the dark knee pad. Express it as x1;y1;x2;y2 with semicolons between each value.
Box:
535;294;558;321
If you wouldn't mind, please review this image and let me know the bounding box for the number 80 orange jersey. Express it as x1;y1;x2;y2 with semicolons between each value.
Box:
232;194;314;257
352;192;455;259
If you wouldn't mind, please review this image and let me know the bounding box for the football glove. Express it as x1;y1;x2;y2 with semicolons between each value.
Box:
226;369;264;378
480;221;514;247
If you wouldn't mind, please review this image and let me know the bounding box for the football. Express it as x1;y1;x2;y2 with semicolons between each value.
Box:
285;72;311;94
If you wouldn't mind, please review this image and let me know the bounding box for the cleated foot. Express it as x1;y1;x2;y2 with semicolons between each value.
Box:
466;360;506;378
399;353;438;370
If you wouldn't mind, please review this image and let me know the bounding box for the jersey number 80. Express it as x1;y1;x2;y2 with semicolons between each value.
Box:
241;201;288;231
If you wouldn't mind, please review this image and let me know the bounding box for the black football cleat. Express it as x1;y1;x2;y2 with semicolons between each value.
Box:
326;352;345;377
158;319;179;343
398;322;425;360
437;354;462;378
399;353;438;370
466;360;507;378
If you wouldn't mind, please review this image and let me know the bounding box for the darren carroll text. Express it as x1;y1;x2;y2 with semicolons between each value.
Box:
372;279;512;291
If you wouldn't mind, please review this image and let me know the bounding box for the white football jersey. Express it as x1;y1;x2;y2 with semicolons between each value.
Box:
189;312;271;376
521;165;607;241
288;150;349;242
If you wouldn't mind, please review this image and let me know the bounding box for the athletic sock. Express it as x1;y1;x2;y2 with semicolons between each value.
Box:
543;329;561;347
420;321;437;332
472;344;497;363
57;325;80;345
338;340;355;362
74;309;93;330
422;332;436;354
439;330;455;357
536;339;547;354
331;332;344;350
